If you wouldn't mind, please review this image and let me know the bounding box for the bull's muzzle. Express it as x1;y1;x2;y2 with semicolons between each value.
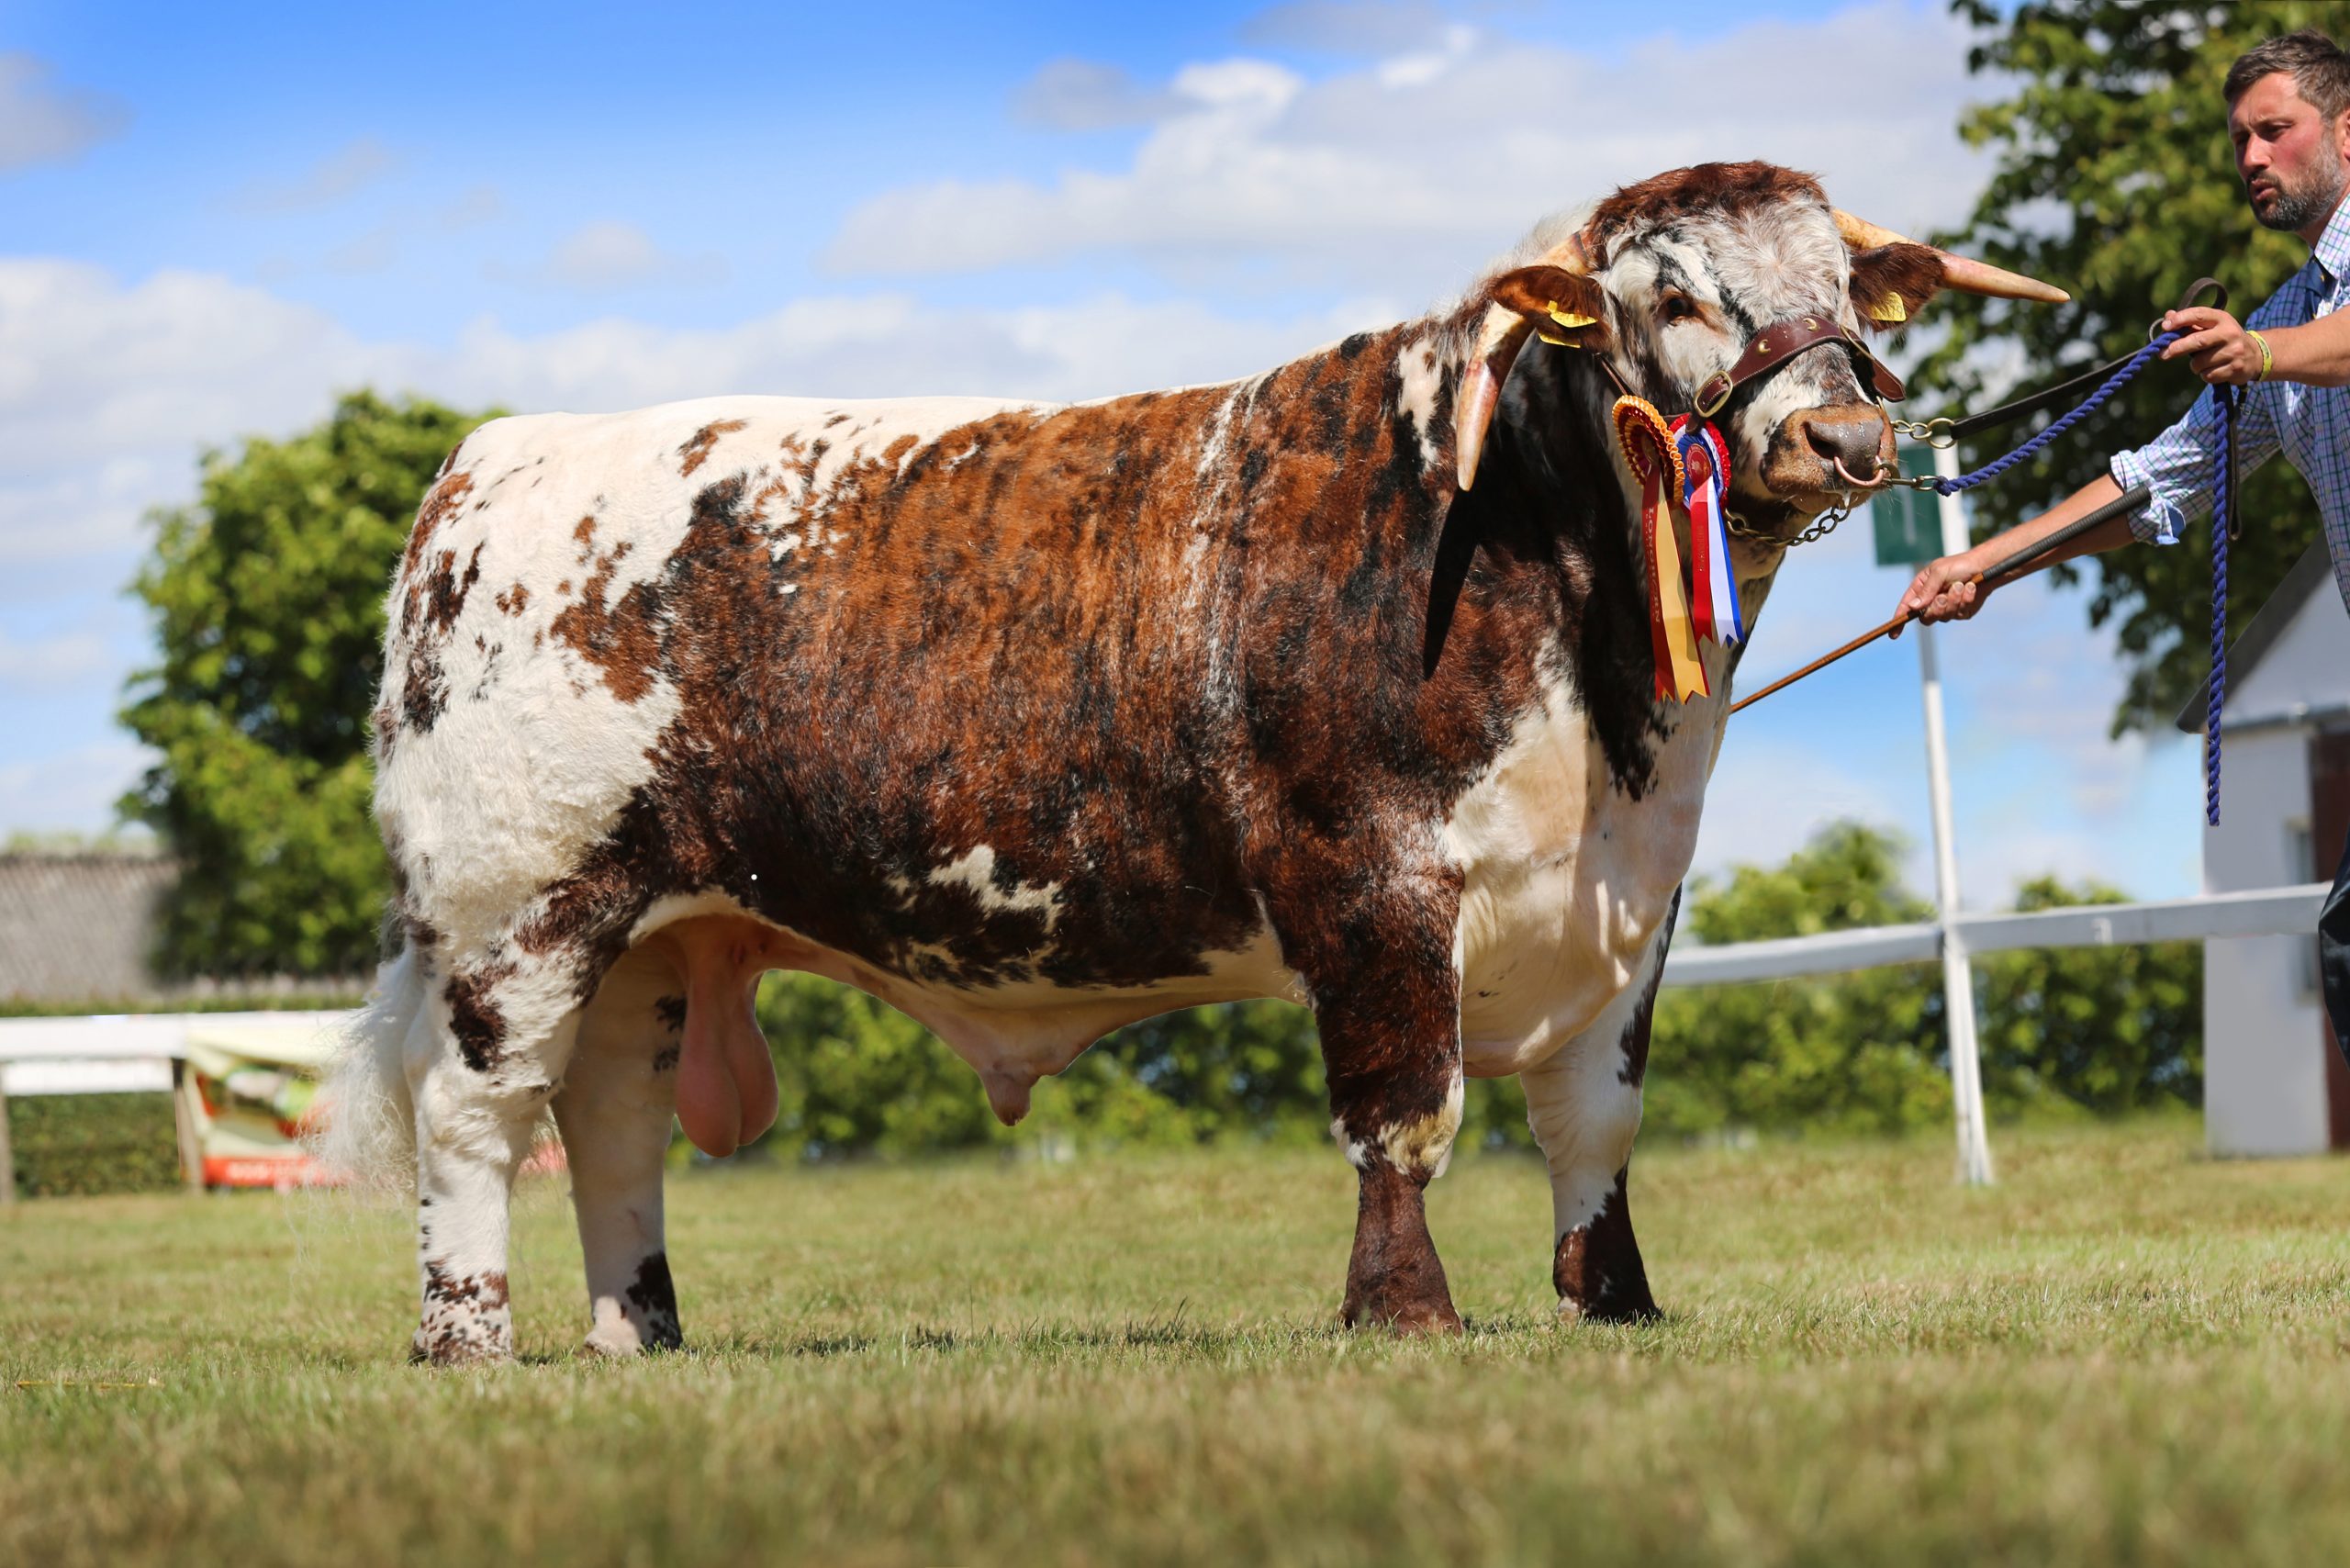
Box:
1783;405;1895;495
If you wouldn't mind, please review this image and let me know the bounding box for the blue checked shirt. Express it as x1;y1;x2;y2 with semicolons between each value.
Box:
2112;196;2350;610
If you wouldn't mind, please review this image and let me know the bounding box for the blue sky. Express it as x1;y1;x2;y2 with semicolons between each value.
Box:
0;0;2214;905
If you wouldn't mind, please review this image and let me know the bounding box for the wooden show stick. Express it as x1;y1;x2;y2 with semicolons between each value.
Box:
1726;483;2151;716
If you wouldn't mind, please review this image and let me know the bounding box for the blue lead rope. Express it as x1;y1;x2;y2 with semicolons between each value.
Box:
1906;327;2234;826
2209;383;2236;828
1928;333;2183;499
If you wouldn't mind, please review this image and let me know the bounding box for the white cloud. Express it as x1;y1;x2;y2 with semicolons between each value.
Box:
435;183;503;230
230;136;399;213
1691;737;1919;897
494;220;727;292
0;254;1375;581
825;2;1986;295
0;740;152;835
324;224;398;275
0;623;109;689
0;260;373;569
1015;60;1179;130
0;53;128;173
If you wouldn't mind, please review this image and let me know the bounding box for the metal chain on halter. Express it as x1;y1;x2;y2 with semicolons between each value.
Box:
1866;333;2182;496
1725;502;1852;547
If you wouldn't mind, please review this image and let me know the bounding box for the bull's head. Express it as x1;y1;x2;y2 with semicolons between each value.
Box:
1452;162;2063;533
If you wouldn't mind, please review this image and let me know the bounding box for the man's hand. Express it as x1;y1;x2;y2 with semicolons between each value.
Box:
2159;306;2265;385
1891;550;1991;635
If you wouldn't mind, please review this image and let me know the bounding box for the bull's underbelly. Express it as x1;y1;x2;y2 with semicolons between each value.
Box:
621;895;1300;1153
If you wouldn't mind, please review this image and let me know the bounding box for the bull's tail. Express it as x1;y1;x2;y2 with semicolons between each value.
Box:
315;943;428;1191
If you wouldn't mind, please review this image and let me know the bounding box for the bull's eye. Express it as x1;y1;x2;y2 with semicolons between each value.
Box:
1659;294;1699;325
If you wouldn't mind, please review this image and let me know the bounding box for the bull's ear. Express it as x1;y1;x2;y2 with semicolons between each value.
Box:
1848;242;1946;331
1487;264;1610;345
1456;265;1610;491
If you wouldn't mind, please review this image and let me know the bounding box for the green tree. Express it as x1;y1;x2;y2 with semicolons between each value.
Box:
1648;824;1953;1139
1916;1;2336;732
119;391;496;977
1976;877;2202;1114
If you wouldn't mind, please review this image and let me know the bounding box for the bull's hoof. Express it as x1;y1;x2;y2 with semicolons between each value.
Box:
581;1323;684;1359
1341;1292;1466;1335
1555;1296;1662;1327
408;1335;515;1368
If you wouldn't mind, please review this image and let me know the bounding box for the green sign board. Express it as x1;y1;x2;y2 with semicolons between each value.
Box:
1872;445;1950;568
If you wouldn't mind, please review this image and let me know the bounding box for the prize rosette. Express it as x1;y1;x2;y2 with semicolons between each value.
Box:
1671;415;1744;649
1611;396;1707;701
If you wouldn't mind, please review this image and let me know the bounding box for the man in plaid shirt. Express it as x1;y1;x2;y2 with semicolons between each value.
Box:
1901;29;2350;1065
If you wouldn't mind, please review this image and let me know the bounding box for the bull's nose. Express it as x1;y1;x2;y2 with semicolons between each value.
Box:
1801;409;1891;482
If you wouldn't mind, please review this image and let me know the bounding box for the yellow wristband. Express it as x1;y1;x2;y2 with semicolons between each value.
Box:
2249;330;2274;382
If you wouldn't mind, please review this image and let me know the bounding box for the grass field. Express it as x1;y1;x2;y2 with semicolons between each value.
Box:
5;1118;2349;1566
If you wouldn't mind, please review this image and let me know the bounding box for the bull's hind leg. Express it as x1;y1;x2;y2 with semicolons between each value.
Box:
1301;885;1468;1335
554;949;688;1356
407;951;586;1365
1521;913;1674;1324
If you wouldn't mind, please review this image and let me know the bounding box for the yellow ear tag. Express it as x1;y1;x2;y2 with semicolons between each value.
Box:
1868;292;1908;324
1546;303;1599;330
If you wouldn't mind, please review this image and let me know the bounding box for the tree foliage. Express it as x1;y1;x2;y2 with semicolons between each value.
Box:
1976;878;2202;1114
119;391;496;977
1914;0;2336;733
754;977;1334;1160
1647;823;1954;1139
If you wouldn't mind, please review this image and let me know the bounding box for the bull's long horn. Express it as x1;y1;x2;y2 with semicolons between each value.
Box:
1550;230;1595;275
1832;208;2070;305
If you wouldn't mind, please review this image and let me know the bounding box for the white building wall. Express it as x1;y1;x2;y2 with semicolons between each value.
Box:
2224;586;2350;719
2201;725;2330;1156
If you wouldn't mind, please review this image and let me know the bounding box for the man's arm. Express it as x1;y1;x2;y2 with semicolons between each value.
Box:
1894;474;2131;628
2163;305;2350;388
1891;353;2285;630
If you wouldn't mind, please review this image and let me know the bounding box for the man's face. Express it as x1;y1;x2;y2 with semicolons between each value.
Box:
2231;72;2350;235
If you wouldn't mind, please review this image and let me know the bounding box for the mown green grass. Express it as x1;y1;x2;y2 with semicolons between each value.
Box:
4;1118;2347;1566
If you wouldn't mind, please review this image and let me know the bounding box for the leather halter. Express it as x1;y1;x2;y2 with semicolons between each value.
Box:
1692;313;1906;418
1566;309;1906;424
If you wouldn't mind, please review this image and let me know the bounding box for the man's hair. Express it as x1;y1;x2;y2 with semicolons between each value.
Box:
2225;28;2350;119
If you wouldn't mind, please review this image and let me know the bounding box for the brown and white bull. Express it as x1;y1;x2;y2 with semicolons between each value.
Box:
328;162;2058;1361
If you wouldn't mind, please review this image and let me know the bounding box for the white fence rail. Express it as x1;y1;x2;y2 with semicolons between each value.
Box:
0;1011;351;1084
1659;882;2330;987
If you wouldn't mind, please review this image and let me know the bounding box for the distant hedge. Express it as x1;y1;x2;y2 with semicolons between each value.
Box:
7;1093;182;1198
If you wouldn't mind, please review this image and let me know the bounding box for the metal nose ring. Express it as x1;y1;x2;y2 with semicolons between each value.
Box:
1832;454;1889;490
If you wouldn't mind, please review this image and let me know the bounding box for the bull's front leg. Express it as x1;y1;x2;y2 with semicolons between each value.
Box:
1302;892;1468;1335
1520;907;1673;1323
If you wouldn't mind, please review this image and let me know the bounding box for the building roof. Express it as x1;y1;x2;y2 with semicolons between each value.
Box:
2174;541;2338;734
0;853;176;1004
